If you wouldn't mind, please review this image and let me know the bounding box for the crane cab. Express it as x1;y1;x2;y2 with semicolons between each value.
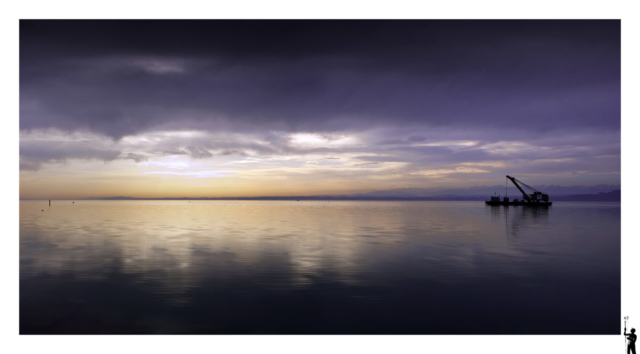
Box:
529;192;550;202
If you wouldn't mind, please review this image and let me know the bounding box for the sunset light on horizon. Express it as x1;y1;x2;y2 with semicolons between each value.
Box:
20;21;620;199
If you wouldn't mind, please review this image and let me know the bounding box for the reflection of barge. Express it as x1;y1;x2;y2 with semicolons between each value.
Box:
485;175;552;207
485;199;552;206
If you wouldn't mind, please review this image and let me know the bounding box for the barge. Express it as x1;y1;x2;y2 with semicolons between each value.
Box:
485;175;552;207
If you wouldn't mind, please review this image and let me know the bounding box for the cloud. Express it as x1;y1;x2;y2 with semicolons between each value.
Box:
123;153;148;163
20;21;620;140
219;149;247;156
142;170;235;178
161;150;188;156
18;125;620;189
20;159;44;171
19;130;122;170
185;146;213;159
20;139;122;171
18;21;621;190
412;167;491;178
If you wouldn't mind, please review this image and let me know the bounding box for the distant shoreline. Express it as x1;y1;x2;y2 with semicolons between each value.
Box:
20;190;621;202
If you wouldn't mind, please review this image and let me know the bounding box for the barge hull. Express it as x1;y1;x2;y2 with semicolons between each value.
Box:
485;201;552;206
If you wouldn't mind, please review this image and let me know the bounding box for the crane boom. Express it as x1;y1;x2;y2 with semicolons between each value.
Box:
506;175;531;201
486;176;551;206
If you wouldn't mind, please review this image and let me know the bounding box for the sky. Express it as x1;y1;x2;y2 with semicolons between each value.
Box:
19;20;620;199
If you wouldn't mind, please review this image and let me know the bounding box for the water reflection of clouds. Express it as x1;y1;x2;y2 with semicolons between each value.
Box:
21;201;620;304
20;200;621;334
22;202;477;282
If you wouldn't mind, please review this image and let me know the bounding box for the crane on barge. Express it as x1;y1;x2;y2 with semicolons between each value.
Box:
485;175;552;206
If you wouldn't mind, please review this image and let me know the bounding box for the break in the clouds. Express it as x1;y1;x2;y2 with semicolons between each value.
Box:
19;21;620;198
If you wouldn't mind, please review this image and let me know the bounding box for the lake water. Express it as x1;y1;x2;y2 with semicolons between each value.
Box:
20;200;620;334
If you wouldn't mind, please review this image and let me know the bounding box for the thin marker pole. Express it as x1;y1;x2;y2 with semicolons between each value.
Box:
624;316;629;354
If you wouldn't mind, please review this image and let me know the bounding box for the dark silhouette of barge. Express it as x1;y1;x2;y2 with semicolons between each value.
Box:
485;175;553;207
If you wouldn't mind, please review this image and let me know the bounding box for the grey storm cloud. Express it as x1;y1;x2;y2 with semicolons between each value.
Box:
161;149;188;156
20;141;121;171
123;152;148;163
185;146;213;159
20;20;620;140
220;149;247;156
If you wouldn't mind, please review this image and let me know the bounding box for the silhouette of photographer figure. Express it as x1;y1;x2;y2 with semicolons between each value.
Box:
626;328;637;354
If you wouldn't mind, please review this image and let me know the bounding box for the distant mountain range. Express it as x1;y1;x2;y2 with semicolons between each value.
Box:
85;184;621;202
551;190;620;202
347;184;620;198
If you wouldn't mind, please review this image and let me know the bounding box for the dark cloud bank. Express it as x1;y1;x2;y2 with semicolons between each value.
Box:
20;21;621;187
21;20;620;139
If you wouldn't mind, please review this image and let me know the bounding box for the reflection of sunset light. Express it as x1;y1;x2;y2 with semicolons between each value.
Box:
21;200;528;291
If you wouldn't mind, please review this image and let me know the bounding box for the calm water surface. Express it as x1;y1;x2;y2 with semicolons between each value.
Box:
20;200;620;334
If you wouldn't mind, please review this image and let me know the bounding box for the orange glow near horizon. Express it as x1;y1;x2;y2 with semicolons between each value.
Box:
19;130;621;200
